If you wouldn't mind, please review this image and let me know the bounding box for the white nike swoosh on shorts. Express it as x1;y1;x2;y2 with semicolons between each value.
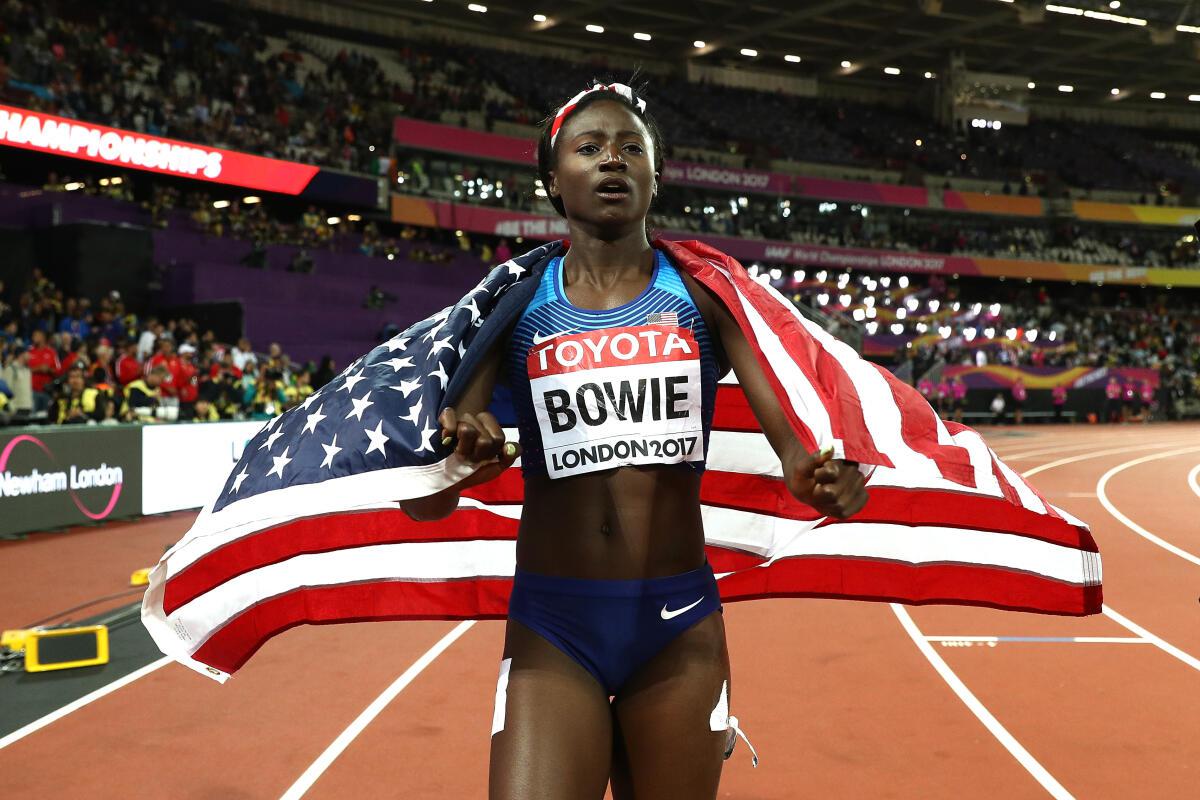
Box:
660;597;704;620
531;330;573;345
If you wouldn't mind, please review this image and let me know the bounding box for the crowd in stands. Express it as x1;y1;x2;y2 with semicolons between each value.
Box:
1;0;393;174
394;152;1200;270
4;0;1199;202
779;268;1200;418
0;269;335;426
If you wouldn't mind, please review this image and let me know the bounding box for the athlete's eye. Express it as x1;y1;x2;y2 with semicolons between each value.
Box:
577;144;599;155
623;143;644;155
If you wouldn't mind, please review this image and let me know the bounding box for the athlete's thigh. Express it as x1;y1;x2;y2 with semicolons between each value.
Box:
611;611;732;799
489;618;613;800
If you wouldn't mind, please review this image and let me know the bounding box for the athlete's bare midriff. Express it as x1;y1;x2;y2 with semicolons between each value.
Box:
517;465;707;580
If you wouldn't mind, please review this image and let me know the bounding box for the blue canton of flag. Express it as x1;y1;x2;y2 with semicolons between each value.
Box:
212;248;547;512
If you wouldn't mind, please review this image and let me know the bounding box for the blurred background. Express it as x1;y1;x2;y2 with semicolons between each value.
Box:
1;0;1198;433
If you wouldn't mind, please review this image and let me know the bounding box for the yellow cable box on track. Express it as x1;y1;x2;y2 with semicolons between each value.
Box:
1;626;110;672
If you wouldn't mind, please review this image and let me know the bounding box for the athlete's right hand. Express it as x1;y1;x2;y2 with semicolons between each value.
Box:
438;407;521;491
785;445;869;519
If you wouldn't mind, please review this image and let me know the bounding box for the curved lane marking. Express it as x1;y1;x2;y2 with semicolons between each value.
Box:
1188;464;1200;501
892;605;1074;800
1020;442;1182;479
1094;447;1200;568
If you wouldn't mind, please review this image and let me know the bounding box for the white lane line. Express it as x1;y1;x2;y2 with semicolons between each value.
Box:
1102;605;1200;673
1021;442;1184;479
279;621;475;800
996;441;1131;461
0;656;172;751
892;605;1074;800
924;636;1147;644
1095;447;1200;568
1188;464;1200;501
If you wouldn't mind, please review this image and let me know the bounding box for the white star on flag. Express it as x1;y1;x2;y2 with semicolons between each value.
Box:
346;393;374;421
464;297;481;322
266;447;292;480
431;338;454;356
363;420;390;456
430;362;449;390
414;422;438;454
230;467;249;494
261;427;284;452
339;373;366;394
320;434;341;469
301;392;320;411
385;337;410;352
302;404;326;435
507;262;526;278
399;396;423;426
384;356;414;372
389;378;422;398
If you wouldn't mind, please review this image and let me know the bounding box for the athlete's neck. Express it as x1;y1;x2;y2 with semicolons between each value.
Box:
562;226;654;288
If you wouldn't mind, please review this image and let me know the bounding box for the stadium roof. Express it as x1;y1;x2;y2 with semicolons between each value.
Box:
359;0;1200;107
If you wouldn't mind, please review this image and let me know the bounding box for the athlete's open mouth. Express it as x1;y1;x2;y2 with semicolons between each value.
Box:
595;177;631;199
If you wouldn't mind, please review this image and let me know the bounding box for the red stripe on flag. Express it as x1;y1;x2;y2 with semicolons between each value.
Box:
874;363;978;486
163;509;519;616
711;384;762;432
462;467;1095;550
716;556;1102;615
190;552;1102;674
192;577;513;674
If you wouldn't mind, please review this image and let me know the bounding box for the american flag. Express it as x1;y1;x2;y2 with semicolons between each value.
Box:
142;239;1101;683
646;310;679;326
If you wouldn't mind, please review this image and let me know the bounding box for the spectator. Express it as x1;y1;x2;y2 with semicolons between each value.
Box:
176;343;200;418
115;338;142;385
27;329;60;410
1;344;33;418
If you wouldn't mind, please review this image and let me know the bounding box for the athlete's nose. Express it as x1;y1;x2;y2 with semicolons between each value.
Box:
598;144;627;171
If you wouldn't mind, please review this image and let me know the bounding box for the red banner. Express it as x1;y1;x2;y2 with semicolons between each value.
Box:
0;105;319;194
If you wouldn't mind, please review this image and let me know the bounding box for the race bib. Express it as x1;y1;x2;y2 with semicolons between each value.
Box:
528;325;704;478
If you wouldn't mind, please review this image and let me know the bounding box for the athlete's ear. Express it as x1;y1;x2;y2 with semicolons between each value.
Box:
548;170;560;199
652;172;659;197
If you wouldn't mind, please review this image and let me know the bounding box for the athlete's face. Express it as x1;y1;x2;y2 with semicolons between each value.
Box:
549;100;657;235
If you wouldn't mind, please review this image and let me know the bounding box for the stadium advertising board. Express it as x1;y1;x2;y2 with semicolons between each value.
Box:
141;421;263;515
392;196;1200;286
0;426;142;537
943;365;1159;390
0;104;319;195
394;117;795;197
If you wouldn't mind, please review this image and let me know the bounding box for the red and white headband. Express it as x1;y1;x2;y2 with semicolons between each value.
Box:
549;83;648;148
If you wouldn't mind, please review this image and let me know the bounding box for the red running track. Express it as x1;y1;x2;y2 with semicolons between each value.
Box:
2;423;1198;798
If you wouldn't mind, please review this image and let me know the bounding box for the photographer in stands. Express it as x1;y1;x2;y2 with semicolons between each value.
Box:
121;365;170;423
53;364;107;424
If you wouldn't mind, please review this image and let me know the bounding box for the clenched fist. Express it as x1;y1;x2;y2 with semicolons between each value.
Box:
785;446;869;519
437;407;521;491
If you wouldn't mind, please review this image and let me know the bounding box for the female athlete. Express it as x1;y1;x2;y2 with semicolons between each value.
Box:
401;83;869;799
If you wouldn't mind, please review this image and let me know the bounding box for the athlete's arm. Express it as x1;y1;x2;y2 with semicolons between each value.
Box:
399;336;521;521
681;273;867;519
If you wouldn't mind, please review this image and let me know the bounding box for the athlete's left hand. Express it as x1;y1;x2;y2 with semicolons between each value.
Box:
785;445;869;518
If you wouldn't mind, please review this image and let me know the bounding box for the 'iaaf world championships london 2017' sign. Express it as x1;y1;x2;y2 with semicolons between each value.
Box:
0;104;319;195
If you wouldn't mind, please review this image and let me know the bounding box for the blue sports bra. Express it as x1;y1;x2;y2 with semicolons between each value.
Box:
505;250;720;479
